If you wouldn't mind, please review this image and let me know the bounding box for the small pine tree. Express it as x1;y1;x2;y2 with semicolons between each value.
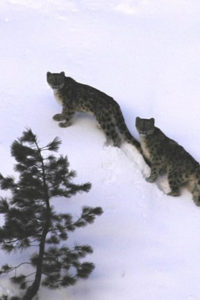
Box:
0;129;103;300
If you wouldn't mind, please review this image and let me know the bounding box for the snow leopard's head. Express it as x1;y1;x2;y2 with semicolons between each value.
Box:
135;117;155;135
47;71;65;89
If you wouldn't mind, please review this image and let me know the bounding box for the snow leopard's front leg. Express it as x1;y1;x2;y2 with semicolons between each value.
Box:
58;105;75;128
146;162;163;182
53;113;65;121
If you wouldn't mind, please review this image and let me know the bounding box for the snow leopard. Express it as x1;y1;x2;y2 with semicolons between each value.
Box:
136;116;200;206
47;71;140;150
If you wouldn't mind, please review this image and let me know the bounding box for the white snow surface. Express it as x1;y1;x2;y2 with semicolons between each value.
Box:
1;0;200;299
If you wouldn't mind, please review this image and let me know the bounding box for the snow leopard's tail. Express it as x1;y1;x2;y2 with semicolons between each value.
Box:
115;105;141;152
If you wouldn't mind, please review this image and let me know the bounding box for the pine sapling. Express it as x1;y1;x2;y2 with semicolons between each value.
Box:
0;129;103;300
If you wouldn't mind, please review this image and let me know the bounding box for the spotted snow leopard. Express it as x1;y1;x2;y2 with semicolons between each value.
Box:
47;71;140;150
136;117;200;206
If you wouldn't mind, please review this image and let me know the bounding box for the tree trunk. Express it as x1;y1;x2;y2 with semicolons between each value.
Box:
22;219;49;300
23;144;50;300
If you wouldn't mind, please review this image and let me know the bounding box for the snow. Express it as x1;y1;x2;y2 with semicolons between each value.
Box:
1;0;200;299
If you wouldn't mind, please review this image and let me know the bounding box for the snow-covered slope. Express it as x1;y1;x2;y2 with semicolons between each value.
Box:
1;1;200;299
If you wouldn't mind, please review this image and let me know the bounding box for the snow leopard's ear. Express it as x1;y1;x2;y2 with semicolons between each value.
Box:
150;118;155;125
136;116;140;123
60;71;65;76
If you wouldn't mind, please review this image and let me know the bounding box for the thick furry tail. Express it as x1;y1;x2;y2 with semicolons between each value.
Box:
115;106;141;152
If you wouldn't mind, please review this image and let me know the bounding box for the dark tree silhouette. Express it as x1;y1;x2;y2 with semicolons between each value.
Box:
0;129;103;300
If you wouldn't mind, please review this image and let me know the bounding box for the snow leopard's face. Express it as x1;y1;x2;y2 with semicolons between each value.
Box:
47;71;65;89
135;117;155;135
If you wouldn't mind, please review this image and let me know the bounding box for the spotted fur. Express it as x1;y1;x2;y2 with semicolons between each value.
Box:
136;117;200;206
47;71;140;150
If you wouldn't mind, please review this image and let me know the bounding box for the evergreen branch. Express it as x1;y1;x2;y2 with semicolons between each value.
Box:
25;272;36;279
42;137;61;152
0;262;31;276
